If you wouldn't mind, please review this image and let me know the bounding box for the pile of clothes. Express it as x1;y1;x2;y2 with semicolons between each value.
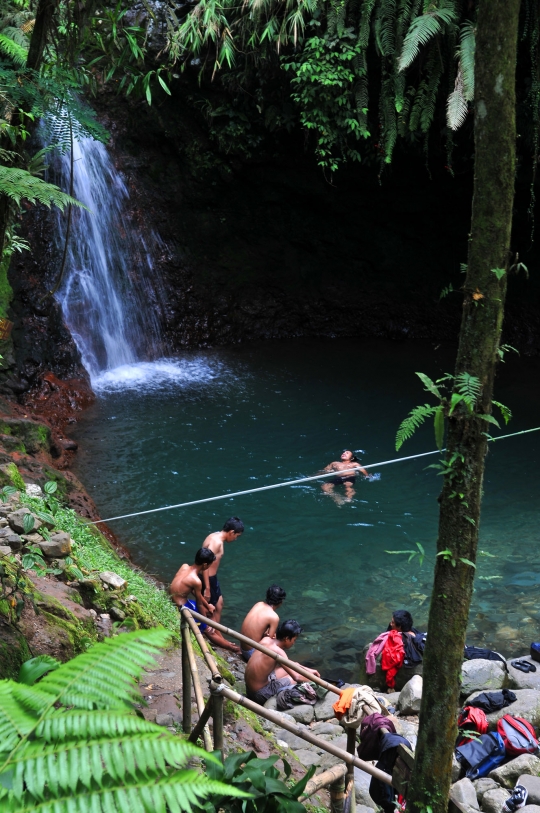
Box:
365;630;426;689
356;713;411;813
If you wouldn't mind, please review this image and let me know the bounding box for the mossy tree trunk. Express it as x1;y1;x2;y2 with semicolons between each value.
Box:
407;2;521;812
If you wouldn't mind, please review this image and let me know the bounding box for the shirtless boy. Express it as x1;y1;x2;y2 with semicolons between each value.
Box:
245;619;320;705
240;584;286;662
169;548;217;631
321;449;371;504
200;517;244;650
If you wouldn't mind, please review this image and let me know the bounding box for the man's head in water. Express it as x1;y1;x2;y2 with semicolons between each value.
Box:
390;609;414;632
195;547;216;569
266;584;286;608
341;449;359;463
222;516;244;542
276;619;303;649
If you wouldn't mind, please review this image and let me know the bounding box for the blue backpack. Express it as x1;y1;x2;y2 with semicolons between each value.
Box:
455;732;506;780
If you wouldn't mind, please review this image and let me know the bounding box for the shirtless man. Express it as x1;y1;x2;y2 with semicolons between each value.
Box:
321;449;371;504
169;548;216;632
200;517;244;651
245;619;320;705
240;584;286;662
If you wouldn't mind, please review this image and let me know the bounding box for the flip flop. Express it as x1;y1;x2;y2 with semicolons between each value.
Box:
511;659;536;672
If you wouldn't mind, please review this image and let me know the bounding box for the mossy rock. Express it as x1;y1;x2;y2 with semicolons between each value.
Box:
39;610;96;656
2;461;25;491
0;623;31;679
0;434;25;454
0;419;51;454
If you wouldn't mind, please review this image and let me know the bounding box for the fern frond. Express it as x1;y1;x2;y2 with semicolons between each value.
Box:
357;0;376;48
0;684;38;752
454;371;481;404
374;0;396;57
36;710;159;743
0;166;85;210
36;630;172;710
0;32;27;66
398;0;458;72
396;404;437;450
492;400;512;425
446;68;467;130
458;20;475;101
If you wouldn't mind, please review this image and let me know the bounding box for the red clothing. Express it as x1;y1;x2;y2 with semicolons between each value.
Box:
381;630;405;689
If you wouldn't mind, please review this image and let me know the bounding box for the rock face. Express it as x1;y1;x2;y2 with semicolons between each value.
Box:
465;690;540;729
507;658;540;691
397;675;423;714
489;755;540;788
449;778;479;810
518;776;540;806
460;659;506;696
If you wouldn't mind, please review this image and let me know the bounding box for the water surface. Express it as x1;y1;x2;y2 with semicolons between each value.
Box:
72;339;540;678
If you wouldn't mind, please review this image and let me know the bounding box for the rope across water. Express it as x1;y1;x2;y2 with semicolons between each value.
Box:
92;425;540;525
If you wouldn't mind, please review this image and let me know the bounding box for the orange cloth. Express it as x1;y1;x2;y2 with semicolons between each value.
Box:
332;686;357;719
380;629;405;689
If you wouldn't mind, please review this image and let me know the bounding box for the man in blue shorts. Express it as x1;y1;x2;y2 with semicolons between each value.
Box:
169;547;217;631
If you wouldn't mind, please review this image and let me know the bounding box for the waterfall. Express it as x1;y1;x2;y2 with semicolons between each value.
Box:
52;137;166;386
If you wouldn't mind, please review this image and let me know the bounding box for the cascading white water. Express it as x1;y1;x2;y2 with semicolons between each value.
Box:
53;137;166;386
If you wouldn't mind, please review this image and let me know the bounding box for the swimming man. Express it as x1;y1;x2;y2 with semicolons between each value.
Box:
169;547;217;632
321;449;371;504
201;516;244;652
240;584;287;662
245;619;320;705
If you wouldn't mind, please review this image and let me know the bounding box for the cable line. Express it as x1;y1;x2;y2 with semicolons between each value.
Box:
92;425;540;525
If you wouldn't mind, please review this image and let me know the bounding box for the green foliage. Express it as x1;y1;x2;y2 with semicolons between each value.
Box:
0;165;85;209
0;630;250;812
395;403;437;450
437;549;476;568
385;541;425;565
18;655;60;686
196;749;313;813
398;1;458;73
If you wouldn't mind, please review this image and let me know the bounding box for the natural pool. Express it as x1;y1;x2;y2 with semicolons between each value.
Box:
72;338;540;680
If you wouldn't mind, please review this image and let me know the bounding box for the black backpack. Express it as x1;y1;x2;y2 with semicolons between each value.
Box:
402;630;427;666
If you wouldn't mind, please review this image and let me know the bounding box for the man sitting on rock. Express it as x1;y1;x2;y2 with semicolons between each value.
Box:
240;584;287;662
245;619;320;705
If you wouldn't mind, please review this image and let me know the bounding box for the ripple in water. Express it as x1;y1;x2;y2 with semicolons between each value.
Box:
92;358;224;393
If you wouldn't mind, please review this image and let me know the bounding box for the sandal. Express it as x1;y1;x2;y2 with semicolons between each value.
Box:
511;659;536;673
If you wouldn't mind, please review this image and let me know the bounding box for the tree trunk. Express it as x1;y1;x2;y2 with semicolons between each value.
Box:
407;2;521;813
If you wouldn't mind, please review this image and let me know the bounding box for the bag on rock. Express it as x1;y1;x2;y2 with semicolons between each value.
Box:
496;714;539;756
463;645;506;663
455;731;507;780
456;706;488;747
530;642;540;663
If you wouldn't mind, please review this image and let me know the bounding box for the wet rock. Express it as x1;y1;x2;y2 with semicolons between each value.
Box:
507;658;540;691
518;776;540;806
99;571;127;590
397;675;422;714
465;690;540;729
489;755;540;788
472;778;499;802
38;533;71;558
7;508;41;535
461;660;506;696
481;788;510;813
450;778;480;810
294;749;321;767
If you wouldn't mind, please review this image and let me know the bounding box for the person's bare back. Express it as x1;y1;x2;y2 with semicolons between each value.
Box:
245;636;289;694
239;584;287;661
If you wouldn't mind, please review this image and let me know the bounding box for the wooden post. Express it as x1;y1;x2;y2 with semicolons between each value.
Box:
189;697;214;744
213;693;224;758
182;609;222;682
184;625;213;752
330;775;346;813
302;764;348;800
344;727;357;813
181;614;192;734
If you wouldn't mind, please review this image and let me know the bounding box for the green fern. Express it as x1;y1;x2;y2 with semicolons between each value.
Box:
396;403;437;450
446;68;467;130
0;32;27;66
0;166;85;210
454;371;481;405
0;631;250;812
398;0;458;72
458;20;475;101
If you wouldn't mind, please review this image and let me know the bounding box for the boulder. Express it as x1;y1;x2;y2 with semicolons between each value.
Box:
517;776;540;806
25;484;42;498
520;807;540;813
397;675;423;715
38;533;71;558
314;692;339;721
450;778;480;810
481;788;511;813
472;778;499;803
21;533;44;545
294;749;321;767
275;729;308;750
0;545;10;556
286;704;315;724
465;690;540;729
7;508;41;535
452;753;463;783
395;718;419;750
311;721;343;736
461;659;506;697
3;534;21;551
489;755;540;788
507;658;540;691
99;571;127;590
354;767;378;809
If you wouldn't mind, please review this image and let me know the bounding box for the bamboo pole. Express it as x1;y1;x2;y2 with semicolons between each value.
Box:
302;764;348;799
330;776;346;813
188;697;214;744
183;624;213;751
213;693;224;757
210;682;392;785
181;606;342;696
183;609;222;682
345;728;357;813
181;615;192;734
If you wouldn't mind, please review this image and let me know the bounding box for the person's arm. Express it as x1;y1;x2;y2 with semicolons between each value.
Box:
193;582;215;615
267;615;280;639
202;568;211;598
355;464;372;478
281;663;321;681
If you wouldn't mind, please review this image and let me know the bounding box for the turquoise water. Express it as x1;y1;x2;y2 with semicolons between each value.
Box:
72;339;540;679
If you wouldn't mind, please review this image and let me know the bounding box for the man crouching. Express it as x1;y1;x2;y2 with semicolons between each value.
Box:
245;619;320;705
